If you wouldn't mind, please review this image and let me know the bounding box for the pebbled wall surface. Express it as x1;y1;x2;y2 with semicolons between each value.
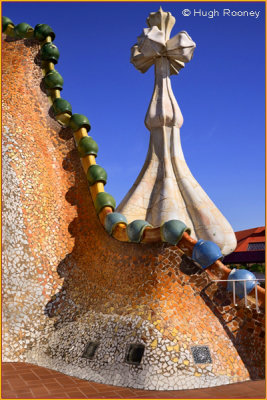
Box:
2;35;265;390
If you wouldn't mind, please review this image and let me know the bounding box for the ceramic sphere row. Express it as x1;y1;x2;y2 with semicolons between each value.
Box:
2;16;115;217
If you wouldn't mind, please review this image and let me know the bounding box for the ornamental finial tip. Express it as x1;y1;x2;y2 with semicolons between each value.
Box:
146;8;175;41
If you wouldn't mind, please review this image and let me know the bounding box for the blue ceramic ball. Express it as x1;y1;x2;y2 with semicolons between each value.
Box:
192;239;222;269
227;268;257;299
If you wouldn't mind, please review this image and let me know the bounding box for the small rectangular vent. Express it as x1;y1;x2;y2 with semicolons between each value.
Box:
82;342;99;360
191;346;212;364
125;344;145;365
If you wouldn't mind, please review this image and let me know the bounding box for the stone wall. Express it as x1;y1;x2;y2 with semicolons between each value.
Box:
2;35;265;390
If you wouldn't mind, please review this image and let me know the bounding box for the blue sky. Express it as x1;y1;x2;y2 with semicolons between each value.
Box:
2;1;265;231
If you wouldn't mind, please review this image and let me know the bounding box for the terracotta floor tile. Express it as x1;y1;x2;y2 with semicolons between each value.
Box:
126;389;149;395
2;373;20;381
88;396;120;399
1;363;265;399
30;385;50;394
79;387;102;394
133;391;163;396
1;371;16;378
5;378;27;388
55;376;78;383
79;387;108;397
31;376;59;385
4;387;31;394
2;390;32;398
113;389;138;397
74;381;98;389
55;379;80;388
20;372;41;382
1;383;12;391
46;390;68;397
91;383;120;392
80;388;115;399
43;381;67;393
66;390;89;398
1;393;20;399
23;380;50;389
89;386;117;394
84;396;113;399
115;387;136;392
1;365;15;372
133;395;163;399
32;372;55;379
12;364;33;371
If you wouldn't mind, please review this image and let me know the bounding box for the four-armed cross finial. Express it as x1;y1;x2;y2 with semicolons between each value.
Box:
131;7;196;76
117;8;237;256
131;8;196;130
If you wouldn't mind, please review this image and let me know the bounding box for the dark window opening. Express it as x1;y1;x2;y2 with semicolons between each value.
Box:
191;346;212;364
82;342;99;360
247;242;265;251
125;344;145;365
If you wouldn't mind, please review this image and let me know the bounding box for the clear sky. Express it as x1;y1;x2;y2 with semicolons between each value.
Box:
2;1;265;231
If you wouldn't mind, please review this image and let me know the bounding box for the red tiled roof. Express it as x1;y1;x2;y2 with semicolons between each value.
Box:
235;226;265;252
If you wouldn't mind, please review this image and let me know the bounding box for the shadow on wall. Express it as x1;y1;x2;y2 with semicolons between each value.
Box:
199;284;265;380
44;124;163;326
